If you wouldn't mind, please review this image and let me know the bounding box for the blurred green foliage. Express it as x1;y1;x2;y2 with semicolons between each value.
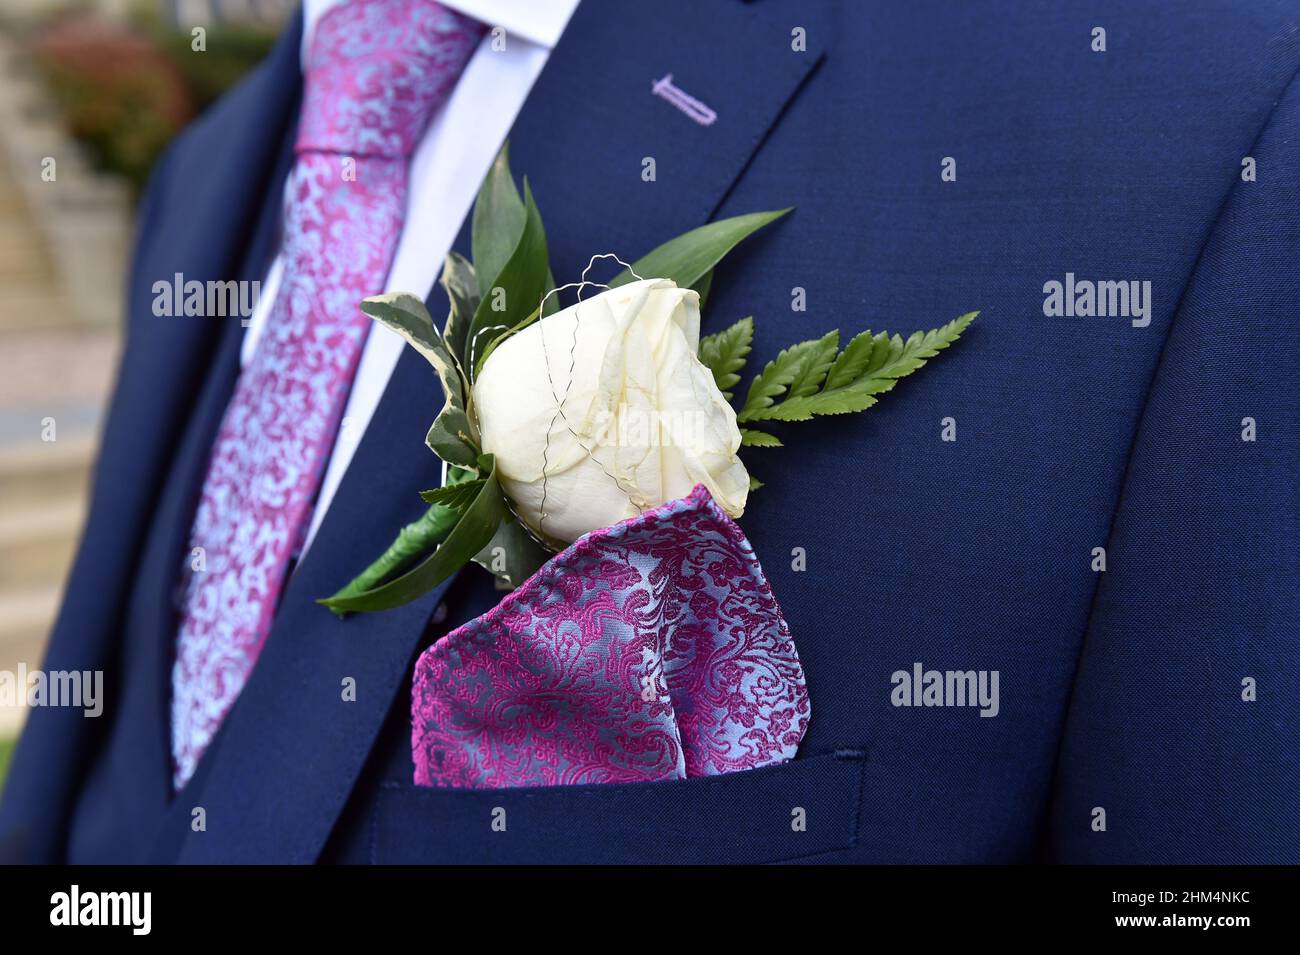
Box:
31;13;278;194
156;26;279;112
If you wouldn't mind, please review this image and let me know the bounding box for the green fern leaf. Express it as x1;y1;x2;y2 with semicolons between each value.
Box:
757;378;891;420
785;329;840;399
743;312;976;422
739;332;837;421
739;427;782;448
825;329;884;390
698;316;753;400
419;479;486;510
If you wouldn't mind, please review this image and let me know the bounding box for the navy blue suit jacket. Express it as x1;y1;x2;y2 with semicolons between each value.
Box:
2;0;1297;863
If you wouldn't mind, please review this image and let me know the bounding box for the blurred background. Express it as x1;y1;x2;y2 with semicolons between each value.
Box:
0;0;294;792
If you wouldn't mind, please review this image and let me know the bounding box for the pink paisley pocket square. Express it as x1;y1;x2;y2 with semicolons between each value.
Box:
411;485;810;788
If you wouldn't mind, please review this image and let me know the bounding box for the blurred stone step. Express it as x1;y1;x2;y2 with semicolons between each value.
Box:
0;329;119;406
0;435;96;505
0;291;71;330
0;498;82;591
0;584;59;646
0;586;57;737
0;221;57;278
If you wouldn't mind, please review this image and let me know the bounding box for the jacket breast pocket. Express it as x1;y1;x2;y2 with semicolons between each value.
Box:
370;750;867;864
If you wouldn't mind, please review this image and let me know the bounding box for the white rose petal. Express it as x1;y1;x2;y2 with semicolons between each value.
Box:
472;278;749;544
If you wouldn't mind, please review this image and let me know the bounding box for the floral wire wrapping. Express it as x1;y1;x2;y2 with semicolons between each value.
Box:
460;254;648;551
535;254;647;542
410;484;810;788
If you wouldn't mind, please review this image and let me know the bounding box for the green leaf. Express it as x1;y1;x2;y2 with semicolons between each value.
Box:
823;328;881;391
465;180;551;381
471;143;526;299
360;293;480;467
740;427;782;448
319;502;462;615
419;478;486;510
320;455;507;614
738;333;837;422
694;269;714;310
439;251;479;368
321;463;483;614
472;513;551;589
785;329;840;399
698;316;753;400
543;267;560;317
748;474;764;491
609;208;792;291
445;464;479;485
744;312;978;422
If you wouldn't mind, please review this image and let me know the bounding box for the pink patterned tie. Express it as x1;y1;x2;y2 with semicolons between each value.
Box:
171;0;484;789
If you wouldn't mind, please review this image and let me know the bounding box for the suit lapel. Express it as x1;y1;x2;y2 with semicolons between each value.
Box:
507;0;825;285
166;0;824;863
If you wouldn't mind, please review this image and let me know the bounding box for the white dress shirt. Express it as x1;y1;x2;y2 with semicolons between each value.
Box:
241;0;579;556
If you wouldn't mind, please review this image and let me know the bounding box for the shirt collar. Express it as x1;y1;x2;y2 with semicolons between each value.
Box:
302;0;579;66
445;0;578;48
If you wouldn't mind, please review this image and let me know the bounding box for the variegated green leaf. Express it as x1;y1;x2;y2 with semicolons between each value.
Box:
439;250;479;368
359;292;479;467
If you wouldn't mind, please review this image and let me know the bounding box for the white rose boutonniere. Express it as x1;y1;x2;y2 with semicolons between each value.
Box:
474;278;748;546
320;145;976;616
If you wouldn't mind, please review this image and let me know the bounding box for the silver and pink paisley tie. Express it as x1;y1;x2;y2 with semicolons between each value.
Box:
171;0;484;789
